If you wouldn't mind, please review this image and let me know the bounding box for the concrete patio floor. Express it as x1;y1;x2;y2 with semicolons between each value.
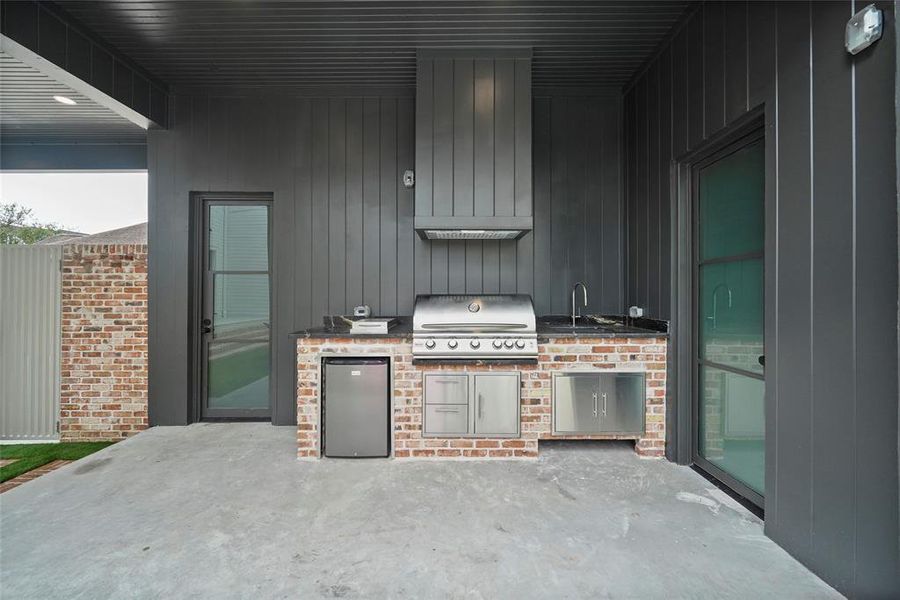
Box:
0;423;838;599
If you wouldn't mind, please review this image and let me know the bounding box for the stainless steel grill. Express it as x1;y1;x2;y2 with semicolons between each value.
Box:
412;294;537;360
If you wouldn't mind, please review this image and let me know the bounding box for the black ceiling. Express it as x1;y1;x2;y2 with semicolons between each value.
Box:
55;1;690;89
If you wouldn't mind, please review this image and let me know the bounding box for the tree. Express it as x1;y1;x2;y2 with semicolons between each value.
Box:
0;203;65;244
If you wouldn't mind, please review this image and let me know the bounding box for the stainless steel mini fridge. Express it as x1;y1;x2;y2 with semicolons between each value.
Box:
322;357;390;458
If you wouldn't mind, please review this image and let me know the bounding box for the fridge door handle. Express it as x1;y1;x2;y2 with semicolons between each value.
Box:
601;392;608;416
592;391;598;417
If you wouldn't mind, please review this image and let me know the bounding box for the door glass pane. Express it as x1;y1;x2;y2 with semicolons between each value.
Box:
698;365;765;495
212;274;270;340
208;205;269;271
208;342;269;409
204;202;270;415
699;139;764;260
699;258;763;374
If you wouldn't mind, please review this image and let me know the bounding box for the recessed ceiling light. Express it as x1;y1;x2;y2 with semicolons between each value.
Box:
53;95;77;105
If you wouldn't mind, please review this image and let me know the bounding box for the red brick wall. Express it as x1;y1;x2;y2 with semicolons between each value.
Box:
297;335;667;459
60;244;148;441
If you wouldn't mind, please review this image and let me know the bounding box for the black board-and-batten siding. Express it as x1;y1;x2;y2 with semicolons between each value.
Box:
623;2;898;596
147;90;624;429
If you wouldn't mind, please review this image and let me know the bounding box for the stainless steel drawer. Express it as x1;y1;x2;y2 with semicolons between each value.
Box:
424;374;468;405
424;404;469;435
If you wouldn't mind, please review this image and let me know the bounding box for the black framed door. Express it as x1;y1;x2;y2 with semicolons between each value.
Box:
200;198;272;419
691;131;765;508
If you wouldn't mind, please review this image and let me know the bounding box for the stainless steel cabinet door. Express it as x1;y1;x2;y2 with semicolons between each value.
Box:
424;374;468;405
473;374;519;436
553;374;602;434
598;372;645;434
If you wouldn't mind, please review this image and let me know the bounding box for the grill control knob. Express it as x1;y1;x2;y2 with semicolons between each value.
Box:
470;340;481;349
448;339;458;349
492;340;503;349
515;339;526;349
504;339;514;349
425;339;436;349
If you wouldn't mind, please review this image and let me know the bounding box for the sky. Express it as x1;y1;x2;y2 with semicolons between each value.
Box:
0;172;148;234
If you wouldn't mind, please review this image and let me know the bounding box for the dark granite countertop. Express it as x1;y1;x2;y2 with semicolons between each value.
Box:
290;316;413;339
536;315;668;339
291;314;667;340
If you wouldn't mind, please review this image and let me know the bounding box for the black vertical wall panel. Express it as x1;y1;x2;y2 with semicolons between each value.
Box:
602;96;624;313
658;47;672;318
567;98;587;297
647;65;660;317
809;5;855;590
494;61;516;217
514;58;533;218
396;97;416;316
687;12;705;148
452;60;475;217
345;99;364;310
474;60;495;217
310;99;330;321
532;97;552;312
703;1;725;135
293;100;313;330
362;97;381;316
724;1;749;122
773;0;813;563
852;2;899;593
379;99;399;315
636;79;648;310
623;2;898;597
432;60;454;217
414;60;433;217
328;99;347;314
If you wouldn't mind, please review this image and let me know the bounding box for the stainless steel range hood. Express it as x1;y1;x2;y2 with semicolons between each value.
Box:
414;216;532;240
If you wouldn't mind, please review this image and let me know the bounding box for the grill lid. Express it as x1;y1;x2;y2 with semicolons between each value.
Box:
413;294;536;333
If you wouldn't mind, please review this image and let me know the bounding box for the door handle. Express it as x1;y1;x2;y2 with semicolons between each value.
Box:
592;392;598;417
758;355;765;367
201;318;212;335
601;393;608;416
478;393;484;420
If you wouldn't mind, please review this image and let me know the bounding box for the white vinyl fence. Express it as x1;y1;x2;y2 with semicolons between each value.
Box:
0;245;61;442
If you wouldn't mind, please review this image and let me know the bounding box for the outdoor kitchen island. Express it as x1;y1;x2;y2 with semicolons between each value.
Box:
294;310;667;460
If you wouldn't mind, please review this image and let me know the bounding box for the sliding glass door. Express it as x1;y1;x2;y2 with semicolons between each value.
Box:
694;133;765;505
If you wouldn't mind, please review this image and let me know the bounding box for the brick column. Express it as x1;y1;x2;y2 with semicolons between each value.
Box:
59;244;148;441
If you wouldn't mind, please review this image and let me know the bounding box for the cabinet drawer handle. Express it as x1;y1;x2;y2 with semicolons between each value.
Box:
478;393;484;419
431;379;460;384
434;407;461;413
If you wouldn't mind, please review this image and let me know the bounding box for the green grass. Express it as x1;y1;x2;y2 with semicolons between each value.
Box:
0;442;114;483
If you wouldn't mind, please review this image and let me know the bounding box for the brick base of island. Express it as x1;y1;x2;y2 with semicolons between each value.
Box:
296;334;667;459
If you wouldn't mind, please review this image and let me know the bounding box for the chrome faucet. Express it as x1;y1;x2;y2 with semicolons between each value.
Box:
571;281;588;326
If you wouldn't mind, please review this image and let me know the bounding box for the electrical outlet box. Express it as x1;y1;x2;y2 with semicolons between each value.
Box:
628;306;644;319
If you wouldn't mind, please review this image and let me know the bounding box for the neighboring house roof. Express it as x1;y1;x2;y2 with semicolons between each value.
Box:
35;231;87;245
71;222;147;245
